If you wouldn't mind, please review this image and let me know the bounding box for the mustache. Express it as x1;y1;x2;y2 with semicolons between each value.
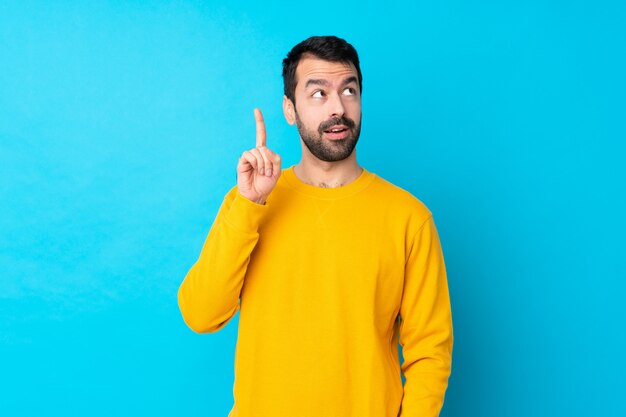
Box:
318;116;356;133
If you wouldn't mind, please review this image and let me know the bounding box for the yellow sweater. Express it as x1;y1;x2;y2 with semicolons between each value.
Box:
178;166;453;417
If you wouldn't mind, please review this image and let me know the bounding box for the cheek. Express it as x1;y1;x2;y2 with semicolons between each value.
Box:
345;102;361;119
299;108;323;126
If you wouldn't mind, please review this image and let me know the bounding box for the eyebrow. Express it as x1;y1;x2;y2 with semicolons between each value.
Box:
304;76;359;89
342;76;359;87
305;79;329;89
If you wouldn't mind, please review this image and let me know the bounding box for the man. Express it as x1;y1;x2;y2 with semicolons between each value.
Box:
178;36;453;417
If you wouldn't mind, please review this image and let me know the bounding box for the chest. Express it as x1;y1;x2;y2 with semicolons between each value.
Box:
243;197;408;327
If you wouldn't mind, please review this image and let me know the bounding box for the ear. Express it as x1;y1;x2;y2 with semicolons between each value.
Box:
283;95;296;125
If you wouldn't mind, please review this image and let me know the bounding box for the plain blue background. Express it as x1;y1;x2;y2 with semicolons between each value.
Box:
1;1;625;416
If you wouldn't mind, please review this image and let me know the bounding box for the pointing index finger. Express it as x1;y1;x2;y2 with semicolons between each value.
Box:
254;108;266;148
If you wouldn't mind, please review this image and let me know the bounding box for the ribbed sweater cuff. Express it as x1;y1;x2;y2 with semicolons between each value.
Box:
224;192;269;234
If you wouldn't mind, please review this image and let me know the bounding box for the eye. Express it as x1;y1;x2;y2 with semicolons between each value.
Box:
343;87;356;96
312;90;325;98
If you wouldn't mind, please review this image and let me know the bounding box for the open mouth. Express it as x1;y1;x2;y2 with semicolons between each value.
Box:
324;125;349;134
323;127;350;140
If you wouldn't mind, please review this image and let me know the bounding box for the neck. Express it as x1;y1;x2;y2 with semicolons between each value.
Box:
294;150;363;188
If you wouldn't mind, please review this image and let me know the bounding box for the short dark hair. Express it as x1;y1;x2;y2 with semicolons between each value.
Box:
282;36;362;104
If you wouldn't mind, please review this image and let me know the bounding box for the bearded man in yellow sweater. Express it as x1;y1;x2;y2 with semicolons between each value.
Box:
178;36;453;417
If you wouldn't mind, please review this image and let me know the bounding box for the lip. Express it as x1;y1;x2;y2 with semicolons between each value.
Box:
323;128;350;140
323;125;349;133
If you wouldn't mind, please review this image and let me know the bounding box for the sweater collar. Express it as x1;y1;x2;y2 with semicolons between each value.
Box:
281;165;376;199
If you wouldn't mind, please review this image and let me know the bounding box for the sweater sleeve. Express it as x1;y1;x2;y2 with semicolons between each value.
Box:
399;215;454;417
177;187;269;333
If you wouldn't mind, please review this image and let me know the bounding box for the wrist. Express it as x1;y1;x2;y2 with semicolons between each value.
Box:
238;190;266;205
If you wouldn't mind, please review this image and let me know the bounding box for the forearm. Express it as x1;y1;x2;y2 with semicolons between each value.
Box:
399;216;454;416
178;189;268;333
399;324;453;416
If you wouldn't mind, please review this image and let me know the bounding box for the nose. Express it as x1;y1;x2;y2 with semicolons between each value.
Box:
327;92;346;118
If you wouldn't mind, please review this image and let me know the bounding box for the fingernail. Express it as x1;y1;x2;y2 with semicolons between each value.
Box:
266;169;272;177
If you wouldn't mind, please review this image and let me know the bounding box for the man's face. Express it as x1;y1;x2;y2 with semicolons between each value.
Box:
286;56;362;162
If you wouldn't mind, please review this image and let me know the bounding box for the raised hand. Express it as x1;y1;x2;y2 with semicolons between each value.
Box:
237;108;282;204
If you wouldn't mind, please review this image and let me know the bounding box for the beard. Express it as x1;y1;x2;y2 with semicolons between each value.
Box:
295;111;361;162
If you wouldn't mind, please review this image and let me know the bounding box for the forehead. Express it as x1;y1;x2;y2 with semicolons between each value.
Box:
295;55;358;89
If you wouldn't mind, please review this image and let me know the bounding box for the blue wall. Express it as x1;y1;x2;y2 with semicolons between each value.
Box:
1;1;624;416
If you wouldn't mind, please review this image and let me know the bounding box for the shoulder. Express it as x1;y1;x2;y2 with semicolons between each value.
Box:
368;171;433;217
361;170;435;238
